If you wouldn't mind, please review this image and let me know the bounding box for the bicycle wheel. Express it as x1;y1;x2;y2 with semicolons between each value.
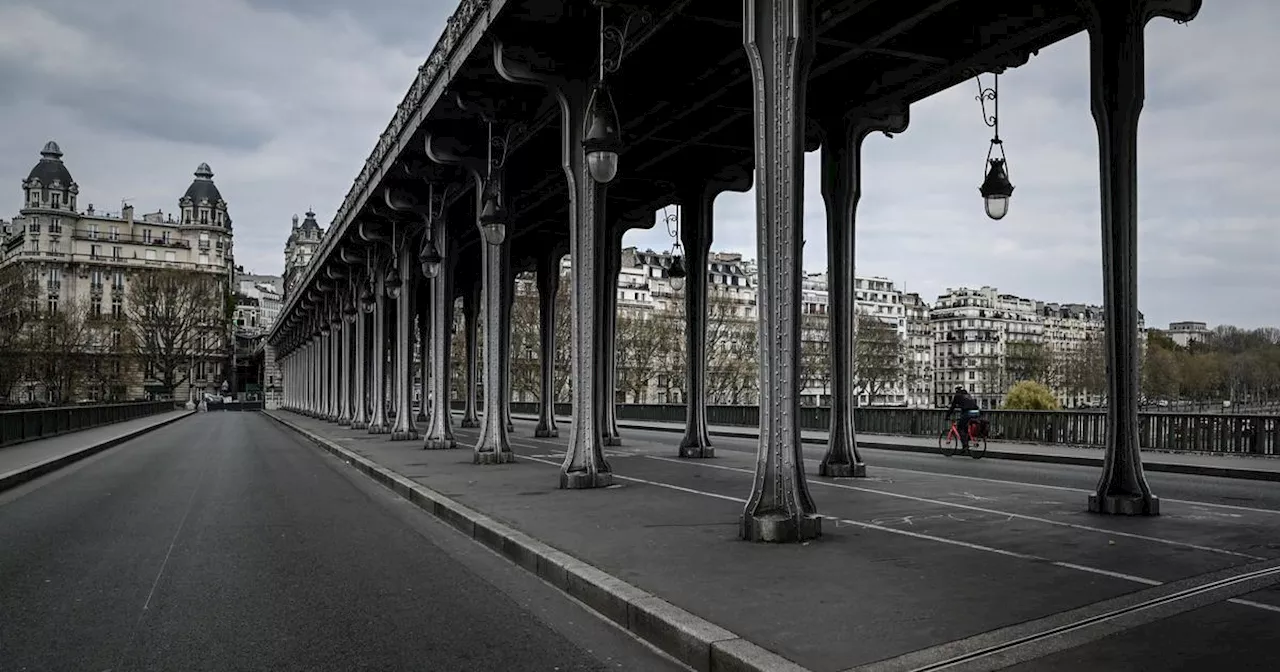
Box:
938;429;957;457
969;432;987;459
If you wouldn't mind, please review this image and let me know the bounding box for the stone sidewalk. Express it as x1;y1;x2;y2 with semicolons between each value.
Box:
267;410;1280;672
515;413;1280;482
0;410;192;493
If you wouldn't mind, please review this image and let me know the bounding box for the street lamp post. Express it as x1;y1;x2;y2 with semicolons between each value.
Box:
975;71;1014;220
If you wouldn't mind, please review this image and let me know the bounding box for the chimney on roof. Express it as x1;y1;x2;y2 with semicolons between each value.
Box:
122;204;134;223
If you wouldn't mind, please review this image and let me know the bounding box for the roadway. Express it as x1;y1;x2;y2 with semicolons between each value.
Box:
0;412;682;672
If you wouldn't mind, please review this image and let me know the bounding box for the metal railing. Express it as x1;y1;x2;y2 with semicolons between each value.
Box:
475;402;1279;457
0;400;179;449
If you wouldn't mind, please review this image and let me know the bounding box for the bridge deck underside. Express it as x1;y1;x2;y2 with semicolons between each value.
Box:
320;0;1083;269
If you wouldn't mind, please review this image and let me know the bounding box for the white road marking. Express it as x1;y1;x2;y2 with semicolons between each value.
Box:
644;455;1264;561
510;442;1280;615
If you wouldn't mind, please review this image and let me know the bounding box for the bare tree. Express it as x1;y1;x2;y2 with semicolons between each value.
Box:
29;298;94;403
854;311;905;404
800;312;830;406
82;320;137;401
615;305;680;403
0;265;39;403
509;274;542;401
127;270;223;396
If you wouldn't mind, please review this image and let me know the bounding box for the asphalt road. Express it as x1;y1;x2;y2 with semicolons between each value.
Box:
0;413;683;672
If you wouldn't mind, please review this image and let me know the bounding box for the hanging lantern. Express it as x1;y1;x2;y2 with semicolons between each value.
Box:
582;83;621;184
979;156;1014;220
360;283;375;313
420;238;443;278
478;182;507;246
385;267;401;300
668;253;686;292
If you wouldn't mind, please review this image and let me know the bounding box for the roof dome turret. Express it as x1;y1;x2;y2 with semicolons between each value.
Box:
25;140;75;187
182;162;223;204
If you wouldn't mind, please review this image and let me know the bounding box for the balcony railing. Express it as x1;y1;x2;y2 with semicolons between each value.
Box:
73;230;190;249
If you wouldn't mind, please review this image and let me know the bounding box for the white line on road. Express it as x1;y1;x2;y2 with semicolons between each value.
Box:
644;455;1264;561
509;441;1280;615
596;422;1280;516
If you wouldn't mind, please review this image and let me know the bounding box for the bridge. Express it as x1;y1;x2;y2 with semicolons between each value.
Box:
267;0;1206;541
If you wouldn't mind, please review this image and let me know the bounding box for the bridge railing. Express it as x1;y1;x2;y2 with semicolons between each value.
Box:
0;400;179;449
470;402;1279;457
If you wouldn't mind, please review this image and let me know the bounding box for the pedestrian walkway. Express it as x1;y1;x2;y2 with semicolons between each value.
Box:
514;413;1280;482
0;410;191;491
269;410;1280;672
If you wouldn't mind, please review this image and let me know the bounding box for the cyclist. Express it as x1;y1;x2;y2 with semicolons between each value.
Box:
947;386;982;451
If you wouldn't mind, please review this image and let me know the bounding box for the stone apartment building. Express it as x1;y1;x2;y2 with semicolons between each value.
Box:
283;210;325;299
930;286;1044;409
0;141;234;403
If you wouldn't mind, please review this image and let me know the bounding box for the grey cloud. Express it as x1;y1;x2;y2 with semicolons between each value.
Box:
0;0;1275;329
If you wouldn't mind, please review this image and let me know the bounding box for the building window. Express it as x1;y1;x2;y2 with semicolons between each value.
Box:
111;329;122;349
112;271;124;290
50;192;61;209
111;297;123;319
28;218;40;234
109;226;119;241
28;191;39;206
47;295;58;313
112;246;122;259
164;250;176;262
200;210;209;225
199;253;210;265
199;233;210;249
90;244;101;258
91;296;102;317
143;229;152;243
145;249;157;261
50;218;62;234
90;270;103;288
162;230;171;245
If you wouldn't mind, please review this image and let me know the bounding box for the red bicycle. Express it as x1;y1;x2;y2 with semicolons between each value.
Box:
938;416;987;459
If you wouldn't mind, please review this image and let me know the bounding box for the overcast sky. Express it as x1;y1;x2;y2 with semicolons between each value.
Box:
1;0;1275;329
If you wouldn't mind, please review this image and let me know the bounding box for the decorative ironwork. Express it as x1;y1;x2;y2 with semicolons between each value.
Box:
596;1;653;76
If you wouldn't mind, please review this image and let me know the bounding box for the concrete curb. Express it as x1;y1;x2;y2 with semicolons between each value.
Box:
507;413;1280;484
0;411;195;494
264;410;812;672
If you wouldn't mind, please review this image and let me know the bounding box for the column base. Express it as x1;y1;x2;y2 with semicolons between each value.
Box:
506;422;516;433
740;512;823;543
819;462;866;478
338;418;352;427
679;444;715;459
603;436;622;447
534;425;559;438
367;423;390;435
460;417;480;428
390;430;420;441
1089;493;1160;516
474;450;516;465
560;471;614;489
350;420;368;430
424;437;456;450
417;411;429;423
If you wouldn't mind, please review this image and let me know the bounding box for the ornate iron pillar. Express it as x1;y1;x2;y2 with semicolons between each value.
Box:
600;225;624;445
679;190;714;457
367;273;390;433
460;280;481;428
475;180;513;463
308;336;318;416
817;109;908;477
329;309;341;422
740;0;821;542
502;243;516;434
1083;0;1198;514
418;289;431;424
424;229;457;450
351;303;370;429
338;298;354;425
391;241;419;440
534;248;563;438
493;43;612;489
